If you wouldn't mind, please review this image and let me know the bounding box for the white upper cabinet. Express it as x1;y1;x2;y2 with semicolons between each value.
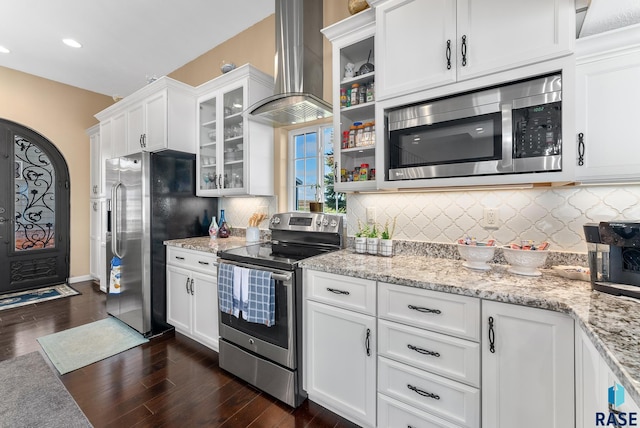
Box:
370;0;575;100
96;77;196;158
195;64;275;197
575;24;640;183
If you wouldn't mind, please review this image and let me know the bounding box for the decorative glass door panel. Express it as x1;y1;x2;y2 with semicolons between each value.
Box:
222;86;244;190
14;135;56;251
199;97;218;191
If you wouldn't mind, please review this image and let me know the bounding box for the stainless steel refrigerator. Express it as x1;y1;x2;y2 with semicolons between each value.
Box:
105;150;217;337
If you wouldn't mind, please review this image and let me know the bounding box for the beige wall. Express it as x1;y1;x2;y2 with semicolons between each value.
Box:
0;65;113;279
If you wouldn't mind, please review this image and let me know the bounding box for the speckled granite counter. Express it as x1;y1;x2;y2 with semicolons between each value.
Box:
163;236;251;254
301;250;640;404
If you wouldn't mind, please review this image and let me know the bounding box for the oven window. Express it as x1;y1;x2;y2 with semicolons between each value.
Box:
389;112;502;168
220;279;289;349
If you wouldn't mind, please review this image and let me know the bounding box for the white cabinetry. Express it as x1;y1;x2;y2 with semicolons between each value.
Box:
304;270;377;428
87;124;107;291
575;25;640;183
576;328;640;427
195;64;274;196
370;0;575;100
482;300;574;428
322;9;377;192
378;282;480;427
166;246;219;350
95;77;196;158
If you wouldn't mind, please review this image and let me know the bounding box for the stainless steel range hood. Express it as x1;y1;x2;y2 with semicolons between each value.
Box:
249;0;332;127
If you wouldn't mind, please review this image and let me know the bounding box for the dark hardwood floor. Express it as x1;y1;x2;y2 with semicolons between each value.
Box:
0;281;360;427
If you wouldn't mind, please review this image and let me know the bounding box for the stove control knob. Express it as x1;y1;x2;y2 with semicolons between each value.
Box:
330;219;338;227
322;218;329;226
316;220;321;226
272;217;281;224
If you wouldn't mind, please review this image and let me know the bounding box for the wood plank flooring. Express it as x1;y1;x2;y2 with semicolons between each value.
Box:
0;281;360;427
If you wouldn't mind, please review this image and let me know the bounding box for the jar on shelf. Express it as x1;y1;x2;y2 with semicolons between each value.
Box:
371;122;376;145
351;83;359;106
342;130;349;149
354;122;364;146
341;168;347;182
366;82;375;103
340;88;347;108
363;122;373;146
360;163;369;181
346;89;351;107
370;168;376;180
358;84;366;104
348;125;357;148
353;166;361;181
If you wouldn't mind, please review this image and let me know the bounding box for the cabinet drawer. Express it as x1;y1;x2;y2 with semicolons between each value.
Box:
378;393;463;428
378;319;480;387
379;282;480;341
166;246;217;274
378;356;479;428
305;269;376;315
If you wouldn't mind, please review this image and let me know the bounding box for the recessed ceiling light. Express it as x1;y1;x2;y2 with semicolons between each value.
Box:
62;39;82;48
0;46;10;54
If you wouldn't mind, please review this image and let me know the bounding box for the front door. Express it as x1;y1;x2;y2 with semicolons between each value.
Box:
0;119;70;293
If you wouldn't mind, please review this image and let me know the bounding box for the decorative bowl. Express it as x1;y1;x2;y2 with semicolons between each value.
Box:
456;243;496;271
502;246;549;276
221;62;236;74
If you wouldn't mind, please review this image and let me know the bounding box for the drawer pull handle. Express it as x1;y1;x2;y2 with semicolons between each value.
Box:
408;304;441;315
185;277;190;293
489;316;496;353
407;344;440;358
365;328;371;356
407;384;440;400
175;256;185;260
198;261;209;265
327;288;350;295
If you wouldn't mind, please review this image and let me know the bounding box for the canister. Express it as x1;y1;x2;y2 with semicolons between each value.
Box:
360;163;369;181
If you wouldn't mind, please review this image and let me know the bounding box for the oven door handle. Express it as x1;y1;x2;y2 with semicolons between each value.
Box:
216;260;292;283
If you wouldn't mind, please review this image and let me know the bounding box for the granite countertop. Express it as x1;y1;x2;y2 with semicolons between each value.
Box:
164;236;251;254
301;250;640;404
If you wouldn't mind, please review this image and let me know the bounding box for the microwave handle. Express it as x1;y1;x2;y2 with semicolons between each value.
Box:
499;104;514;172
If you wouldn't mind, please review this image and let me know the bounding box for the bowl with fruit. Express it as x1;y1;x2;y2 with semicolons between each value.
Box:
502;241;550;276
456;237;497;271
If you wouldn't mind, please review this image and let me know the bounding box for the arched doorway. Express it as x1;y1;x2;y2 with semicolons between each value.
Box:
0;119;70;293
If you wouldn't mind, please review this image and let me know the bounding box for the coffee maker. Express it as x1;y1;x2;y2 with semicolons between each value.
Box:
584;222;640;299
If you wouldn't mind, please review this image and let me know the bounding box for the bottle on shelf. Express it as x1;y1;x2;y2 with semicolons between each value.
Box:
209;216;218;241
218;209;231;238
340;88;347;108
201;209;210;235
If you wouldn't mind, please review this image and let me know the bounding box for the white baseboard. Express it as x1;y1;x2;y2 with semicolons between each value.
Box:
69;275;94;284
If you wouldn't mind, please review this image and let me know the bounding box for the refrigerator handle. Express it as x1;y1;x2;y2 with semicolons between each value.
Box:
111;182;124;259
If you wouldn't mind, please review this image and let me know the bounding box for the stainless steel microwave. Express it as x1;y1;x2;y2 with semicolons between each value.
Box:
387;73;562;181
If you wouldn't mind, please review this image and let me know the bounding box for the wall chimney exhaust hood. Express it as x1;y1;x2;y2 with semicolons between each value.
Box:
248;0;332;126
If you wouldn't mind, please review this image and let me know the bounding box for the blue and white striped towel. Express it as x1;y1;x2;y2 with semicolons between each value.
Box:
246;269;275;327
217;263;234;315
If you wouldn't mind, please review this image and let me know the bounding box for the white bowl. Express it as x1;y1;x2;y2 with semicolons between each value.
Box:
502;246;549;276
457;244;496;271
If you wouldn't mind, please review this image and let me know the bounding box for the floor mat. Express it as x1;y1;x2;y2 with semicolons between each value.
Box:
0;284;79;311
37;317;148;375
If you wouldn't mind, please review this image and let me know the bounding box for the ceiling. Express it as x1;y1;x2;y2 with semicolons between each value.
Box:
0;0;275;98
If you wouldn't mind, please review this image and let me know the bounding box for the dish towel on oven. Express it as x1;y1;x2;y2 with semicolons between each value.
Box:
245;269;275;327
217;263;234;314
231;266;250;318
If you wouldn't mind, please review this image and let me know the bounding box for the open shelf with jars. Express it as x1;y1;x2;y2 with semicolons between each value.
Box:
322;8;377;192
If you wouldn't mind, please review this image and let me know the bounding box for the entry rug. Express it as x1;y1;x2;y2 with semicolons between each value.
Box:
0;351;91;427
0;283;79;311
37;317;148;375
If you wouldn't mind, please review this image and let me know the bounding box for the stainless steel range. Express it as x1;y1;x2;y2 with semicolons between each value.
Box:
217;212;344;407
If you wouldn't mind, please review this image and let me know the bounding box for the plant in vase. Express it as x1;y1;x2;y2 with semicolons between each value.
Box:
366;223;380;255
379;217;397;257
354;219;369;254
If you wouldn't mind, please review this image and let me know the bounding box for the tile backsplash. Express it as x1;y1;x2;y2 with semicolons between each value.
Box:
219;196;278;230
347;184;640;253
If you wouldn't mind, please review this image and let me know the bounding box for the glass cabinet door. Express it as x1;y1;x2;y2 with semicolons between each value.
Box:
199;96;219;191
222;86;244;191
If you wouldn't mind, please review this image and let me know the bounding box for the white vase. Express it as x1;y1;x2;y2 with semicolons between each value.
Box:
379;239;393;257
367;237;379;255
355;237;367;253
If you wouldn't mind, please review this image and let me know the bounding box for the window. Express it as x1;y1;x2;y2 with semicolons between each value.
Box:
289;125;346;213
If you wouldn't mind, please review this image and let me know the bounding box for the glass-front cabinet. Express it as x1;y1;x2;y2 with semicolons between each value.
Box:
196;64;275;196
322;9;377;192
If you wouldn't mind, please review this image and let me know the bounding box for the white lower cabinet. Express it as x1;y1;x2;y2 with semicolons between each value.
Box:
304;270;377;428
481;300;574;428
166;247;218;350
576;328;640;428
378;282;480;428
